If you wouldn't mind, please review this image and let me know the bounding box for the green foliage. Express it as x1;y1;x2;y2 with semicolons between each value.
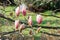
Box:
22;0;60;10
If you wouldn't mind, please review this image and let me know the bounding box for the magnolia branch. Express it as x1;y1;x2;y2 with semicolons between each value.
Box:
0;13;27;24
0;13;60;29
0;13;60;36
0;30;60;37
41;31;60;37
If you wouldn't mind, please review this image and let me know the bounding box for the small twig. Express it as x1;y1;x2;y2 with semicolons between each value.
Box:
41;31;60;37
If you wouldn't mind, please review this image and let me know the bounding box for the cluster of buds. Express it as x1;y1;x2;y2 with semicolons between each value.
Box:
15;4;27;31
15;20;25;32
28;14;43;26
15;4;43;34
15;4;27;17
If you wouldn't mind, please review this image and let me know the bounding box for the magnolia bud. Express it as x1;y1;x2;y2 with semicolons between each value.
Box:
22;9;26;16
29;29;33;35
28;16;32;26
36;27;41;33
19;24;25;30
19;24;25;32
36;14;42;24
15;7;20;17
15;20;19;30
10;12;13;16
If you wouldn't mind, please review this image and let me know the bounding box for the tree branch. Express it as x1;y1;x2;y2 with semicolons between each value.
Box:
0;13;60;29
0;30;60;37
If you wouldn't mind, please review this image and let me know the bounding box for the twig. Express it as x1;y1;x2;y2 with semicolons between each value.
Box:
41;31;60;37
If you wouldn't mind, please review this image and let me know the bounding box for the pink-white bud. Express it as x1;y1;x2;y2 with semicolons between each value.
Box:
15;7;20;16
15;20;19;29
19;24;25;30
36;14;42;24
28;16;32;26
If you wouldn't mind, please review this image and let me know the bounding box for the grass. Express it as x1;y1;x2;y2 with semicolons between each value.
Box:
0;6;60;40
